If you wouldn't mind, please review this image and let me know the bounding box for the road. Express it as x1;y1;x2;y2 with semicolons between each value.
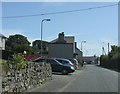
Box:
0;76;2;93
27;65;118;92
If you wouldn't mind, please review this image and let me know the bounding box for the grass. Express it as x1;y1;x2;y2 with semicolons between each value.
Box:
0;59;9;74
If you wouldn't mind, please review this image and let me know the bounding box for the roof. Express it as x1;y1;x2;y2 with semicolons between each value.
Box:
64;36;74;43
50;36;74;43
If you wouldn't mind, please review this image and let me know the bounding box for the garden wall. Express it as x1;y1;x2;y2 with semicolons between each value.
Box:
1;61;52;93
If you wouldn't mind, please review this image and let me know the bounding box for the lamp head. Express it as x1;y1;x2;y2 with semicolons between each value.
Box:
83;41;86;43
46;19;51;21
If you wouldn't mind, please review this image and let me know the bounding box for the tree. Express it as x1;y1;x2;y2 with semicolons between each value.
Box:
111;45;118;55
110;45;120;58
32;40;49;54
6;34;32;54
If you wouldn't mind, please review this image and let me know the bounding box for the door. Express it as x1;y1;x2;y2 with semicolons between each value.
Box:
48;59;62;72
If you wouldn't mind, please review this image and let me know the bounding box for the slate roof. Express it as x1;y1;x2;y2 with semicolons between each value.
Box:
50;36;74;43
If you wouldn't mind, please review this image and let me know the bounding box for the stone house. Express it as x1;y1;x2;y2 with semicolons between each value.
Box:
48;32;83;63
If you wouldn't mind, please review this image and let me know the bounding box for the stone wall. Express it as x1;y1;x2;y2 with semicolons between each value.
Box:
2;61;52;93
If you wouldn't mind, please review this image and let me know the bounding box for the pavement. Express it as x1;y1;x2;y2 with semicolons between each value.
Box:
26;65;119;92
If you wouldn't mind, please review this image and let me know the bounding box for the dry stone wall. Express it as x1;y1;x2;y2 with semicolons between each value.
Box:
2;61;52;93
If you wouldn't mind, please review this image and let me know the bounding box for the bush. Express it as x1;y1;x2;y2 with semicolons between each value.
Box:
2;50;14;60
12;53;24;70
0;54;25;73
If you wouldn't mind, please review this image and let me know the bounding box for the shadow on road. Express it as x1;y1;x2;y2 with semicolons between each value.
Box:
96;65;120;73
52;72;73;76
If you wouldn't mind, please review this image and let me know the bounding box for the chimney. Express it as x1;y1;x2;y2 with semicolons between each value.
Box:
56;32;66;43
58;32;64;41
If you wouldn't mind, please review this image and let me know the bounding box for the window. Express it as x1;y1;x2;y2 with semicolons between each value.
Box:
48;59;58;65
56;59;68;64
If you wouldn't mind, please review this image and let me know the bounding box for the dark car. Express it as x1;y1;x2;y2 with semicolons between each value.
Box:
32;58;75;75
32;57;46;63
87;61;92;64
47;58;75;75
55;58;74;66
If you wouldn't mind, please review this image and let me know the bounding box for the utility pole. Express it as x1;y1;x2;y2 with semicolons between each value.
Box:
108;42;109;54
102;47;106;55
81;41;86;51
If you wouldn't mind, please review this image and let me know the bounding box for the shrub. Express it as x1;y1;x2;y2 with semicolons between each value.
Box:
2;50;14;60
12;53;24;70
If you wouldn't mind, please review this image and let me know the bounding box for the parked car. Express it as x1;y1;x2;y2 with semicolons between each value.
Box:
87;61;92;64
32;57;46;63
46;58;75;75
54;58;74;66
69;58;79;69
32;57;75;75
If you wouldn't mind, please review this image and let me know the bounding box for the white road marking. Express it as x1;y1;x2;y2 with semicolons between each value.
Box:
58;77;77;92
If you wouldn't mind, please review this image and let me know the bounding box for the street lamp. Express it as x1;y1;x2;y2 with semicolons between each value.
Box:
81;41;86;51
41;19;51;57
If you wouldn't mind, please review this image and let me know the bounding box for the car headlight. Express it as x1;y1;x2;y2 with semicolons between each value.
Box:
70;66;75;70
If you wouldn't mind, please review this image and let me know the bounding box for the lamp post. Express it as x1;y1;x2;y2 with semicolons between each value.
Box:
81;41;86;51
102;42;110;55
41;19;51;57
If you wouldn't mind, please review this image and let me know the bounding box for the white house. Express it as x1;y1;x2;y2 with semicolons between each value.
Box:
0;33;6;50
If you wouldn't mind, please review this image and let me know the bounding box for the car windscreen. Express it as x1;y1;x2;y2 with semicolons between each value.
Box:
56;59;69;64
47;59;60;65
69;59;75;64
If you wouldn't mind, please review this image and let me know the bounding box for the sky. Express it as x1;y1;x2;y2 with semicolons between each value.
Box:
1;1;118;56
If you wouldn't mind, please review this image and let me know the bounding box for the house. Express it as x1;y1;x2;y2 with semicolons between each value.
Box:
0;33;6;50
0;34;6;59
48;32;83;64
83;56;98;64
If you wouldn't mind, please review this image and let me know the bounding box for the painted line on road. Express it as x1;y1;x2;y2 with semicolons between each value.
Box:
58;77;77;92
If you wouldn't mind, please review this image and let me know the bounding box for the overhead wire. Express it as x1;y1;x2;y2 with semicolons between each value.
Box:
1;3;119;19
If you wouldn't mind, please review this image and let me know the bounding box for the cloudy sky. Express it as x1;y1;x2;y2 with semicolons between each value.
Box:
1;1;118;56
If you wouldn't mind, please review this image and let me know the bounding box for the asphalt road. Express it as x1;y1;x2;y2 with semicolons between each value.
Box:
0;77;2;93
28;65;118;92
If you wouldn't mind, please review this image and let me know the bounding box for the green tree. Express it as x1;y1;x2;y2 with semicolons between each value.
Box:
32;40;49;54
6;34;32;54
111;45;118;55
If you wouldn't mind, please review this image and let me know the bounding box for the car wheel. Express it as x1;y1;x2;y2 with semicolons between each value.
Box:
62;69;68;75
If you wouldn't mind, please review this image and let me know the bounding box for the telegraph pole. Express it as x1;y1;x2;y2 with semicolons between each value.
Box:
108;42;109;54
